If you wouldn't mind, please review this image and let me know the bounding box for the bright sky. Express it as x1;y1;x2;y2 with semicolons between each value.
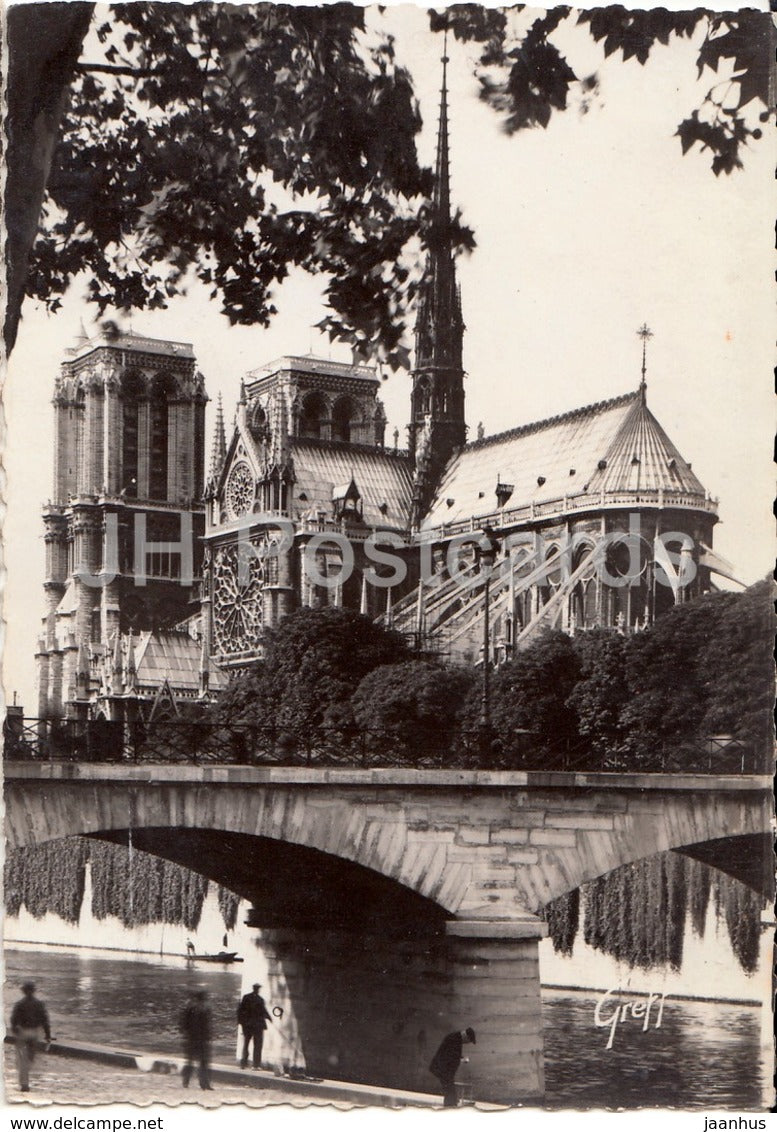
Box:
2;4;775;713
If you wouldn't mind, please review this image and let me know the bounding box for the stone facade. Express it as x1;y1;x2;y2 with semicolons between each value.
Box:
36;331;208;721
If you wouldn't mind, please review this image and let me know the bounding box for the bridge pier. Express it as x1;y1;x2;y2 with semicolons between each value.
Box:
240;915;547;1106
444;919;547;1104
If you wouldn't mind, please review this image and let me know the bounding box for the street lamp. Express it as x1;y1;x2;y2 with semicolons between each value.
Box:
479;526;500;732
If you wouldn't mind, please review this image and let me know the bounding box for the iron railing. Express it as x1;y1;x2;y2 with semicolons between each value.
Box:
1;716;765;775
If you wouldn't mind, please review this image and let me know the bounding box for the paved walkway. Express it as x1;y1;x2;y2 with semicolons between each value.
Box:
3;1055;320;1108
2;1042;441;1110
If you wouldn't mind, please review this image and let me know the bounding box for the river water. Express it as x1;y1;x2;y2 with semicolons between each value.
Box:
2;947;766;1109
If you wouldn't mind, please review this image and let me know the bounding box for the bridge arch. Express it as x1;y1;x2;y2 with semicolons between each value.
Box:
93;826;448;936
5;766;772;922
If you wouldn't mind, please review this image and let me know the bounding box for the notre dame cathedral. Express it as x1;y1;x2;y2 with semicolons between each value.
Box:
36;62;722;722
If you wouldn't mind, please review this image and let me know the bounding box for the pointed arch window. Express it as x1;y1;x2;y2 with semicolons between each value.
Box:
332;396;360;443
121;370;144;498
415;377;432;417
149;373;174;499
250;402;270;444
299;393;327;440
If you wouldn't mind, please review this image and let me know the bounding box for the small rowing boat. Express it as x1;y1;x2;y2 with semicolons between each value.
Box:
186;951;244;964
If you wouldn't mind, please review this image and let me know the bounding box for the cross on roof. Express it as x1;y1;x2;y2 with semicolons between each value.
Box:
637;322;653;387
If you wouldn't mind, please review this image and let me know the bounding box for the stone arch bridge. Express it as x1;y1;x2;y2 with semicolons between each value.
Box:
5;762;773;1104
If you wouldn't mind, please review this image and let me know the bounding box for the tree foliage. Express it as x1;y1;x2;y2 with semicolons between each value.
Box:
619;580;774;762
204;580;773;769
461;630;581;763
210;606;410;734
546;888;580;957
567;629;629;762
351;660;476;763
25;3;772;360
28;2;444;368
89;839;209;929
440;5;771;174
3;839;88;924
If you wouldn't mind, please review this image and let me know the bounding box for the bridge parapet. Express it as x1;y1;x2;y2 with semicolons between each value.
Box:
3;716;767;775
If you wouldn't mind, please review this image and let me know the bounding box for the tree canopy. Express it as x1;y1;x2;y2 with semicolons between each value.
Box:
210;606;410;734
13;2;773;364
352;660;476;762
202;580;773;770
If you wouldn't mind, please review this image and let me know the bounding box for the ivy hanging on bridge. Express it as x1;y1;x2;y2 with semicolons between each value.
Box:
715;873;760;975
689;857;713;939
88;839;209;930
3;840;88;924
218;886;240;932
545;889;579;956
560;852;759;975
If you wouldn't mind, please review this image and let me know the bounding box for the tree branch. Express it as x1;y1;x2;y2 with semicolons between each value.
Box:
75;62;157;77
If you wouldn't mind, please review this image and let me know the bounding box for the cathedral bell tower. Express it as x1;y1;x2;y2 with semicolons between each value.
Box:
36;329;207;719
409;48;466;527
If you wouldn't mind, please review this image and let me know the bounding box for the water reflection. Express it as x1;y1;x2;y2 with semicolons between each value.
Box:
3;949;764;1108
4;949;243;1064
542;990;763;1109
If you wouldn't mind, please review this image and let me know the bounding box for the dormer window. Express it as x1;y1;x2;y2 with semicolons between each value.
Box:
332;477;362;521
495;480;514;507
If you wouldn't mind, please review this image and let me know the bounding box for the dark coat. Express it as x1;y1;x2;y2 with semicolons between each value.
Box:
429;1031;464;1081
237;991;271;1032
180;999;211;1051
11;996;51;1040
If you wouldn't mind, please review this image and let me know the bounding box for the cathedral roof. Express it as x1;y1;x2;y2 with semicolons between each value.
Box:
291;440;412;530
422;388;711;531
586;391;706;497
246;355;378;390
65;329;195;362
133;630;226;692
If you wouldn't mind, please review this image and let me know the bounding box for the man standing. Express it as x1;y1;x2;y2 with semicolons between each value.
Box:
180;990;212;1090
429;1027;476;1107
10;981;52;1093
237;982;272;1069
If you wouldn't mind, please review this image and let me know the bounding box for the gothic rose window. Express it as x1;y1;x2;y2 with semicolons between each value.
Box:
212;543;263;655
225;461;255;519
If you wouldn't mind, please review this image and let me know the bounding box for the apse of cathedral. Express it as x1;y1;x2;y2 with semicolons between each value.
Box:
36;57;723;720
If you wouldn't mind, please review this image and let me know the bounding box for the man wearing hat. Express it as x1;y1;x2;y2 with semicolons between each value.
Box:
237;982;272;1069
429;1027;476;1107
10;982;52;1093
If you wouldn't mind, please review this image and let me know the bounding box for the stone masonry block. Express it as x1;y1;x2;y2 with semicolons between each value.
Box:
456;826;491;846
529;829;577;846
548;813;615;830
490;828;530;845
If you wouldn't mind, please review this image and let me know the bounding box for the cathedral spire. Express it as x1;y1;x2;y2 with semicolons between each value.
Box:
433;41;452;240
409;39;467;527
209;393;227;480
